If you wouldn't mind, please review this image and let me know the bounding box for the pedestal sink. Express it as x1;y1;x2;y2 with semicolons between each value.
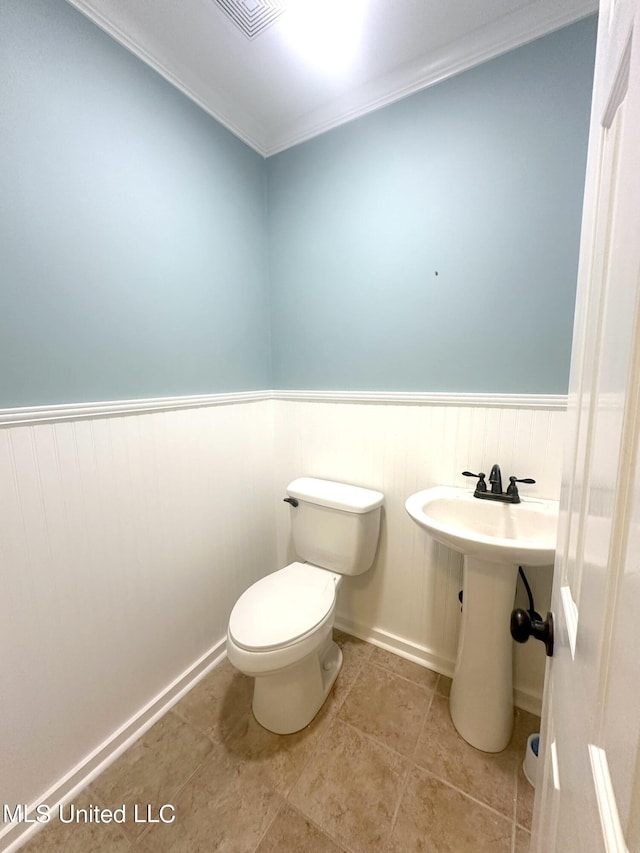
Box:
405;486;558;752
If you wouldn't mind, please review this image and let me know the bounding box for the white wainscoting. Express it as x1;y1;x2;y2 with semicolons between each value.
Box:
0;390;566;852
0;397;276;851
273;398;566;713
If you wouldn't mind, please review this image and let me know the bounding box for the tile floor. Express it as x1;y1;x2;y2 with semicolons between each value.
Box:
22;632;538;852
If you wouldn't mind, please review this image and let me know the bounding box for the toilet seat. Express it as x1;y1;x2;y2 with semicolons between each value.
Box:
229;562;339;652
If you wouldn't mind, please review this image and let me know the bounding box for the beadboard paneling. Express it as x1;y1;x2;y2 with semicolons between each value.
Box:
0;391;565;844
273;399;566;710
0;399;276;814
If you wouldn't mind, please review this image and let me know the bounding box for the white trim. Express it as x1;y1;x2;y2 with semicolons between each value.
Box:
265;3;598;156
66;0;596;157
335;615;455;678
334;615;543;715
0;390;567;427
0;638;227;853
550;739;561;791
514;685;545;718
274;390;567;410
65;0;268;156
561;584;579;659
0;391;271;427
588;744;630;853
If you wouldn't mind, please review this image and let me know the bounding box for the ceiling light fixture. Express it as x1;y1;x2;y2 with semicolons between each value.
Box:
279;0;369;74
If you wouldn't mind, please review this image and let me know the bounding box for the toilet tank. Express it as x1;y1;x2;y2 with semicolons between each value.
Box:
286;477;384;575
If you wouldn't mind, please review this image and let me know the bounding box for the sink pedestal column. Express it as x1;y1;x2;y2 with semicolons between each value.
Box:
449;556;519;753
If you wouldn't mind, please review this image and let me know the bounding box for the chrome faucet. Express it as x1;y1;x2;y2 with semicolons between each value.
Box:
489;464;503;495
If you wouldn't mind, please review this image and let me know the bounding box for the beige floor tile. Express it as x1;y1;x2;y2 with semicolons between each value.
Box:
172;658;253;743
436;674;452;698
289;718;409;853
255;804;347;853
515;826;532;853
516;765;535;830
328;630;375;710
90;711;212;841
222;695;333;796
513;709;539;830
19;791;131;853
24;644;539;853
388;767;513;853
369;647;439;689
512;709;541;753
136;740;283;853
338;663;432;756
413;694;517;818
333;630;375;666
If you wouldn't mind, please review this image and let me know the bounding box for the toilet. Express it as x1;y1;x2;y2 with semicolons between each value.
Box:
226;477;384;734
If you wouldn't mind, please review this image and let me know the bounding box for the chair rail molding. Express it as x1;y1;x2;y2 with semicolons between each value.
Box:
0;390;568;427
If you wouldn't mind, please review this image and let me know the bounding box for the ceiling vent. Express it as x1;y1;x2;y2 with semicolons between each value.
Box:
214;0;285;39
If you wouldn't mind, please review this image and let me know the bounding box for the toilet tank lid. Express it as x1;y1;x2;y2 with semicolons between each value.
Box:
286;477;384;513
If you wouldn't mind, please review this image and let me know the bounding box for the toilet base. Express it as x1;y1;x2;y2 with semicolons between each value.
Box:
252;638;343;734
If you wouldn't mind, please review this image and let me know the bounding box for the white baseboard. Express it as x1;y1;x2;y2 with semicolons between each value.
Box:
334;615;542;717
1;638;227;853
335;614;456;678
513;685;543;718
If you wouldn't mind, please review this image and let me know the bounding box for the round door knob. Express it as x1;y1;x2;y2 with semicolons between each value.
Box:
510;608;554;657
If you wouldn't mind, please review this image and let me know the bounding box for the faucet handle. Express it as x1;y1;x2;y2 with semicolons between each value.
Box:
462;471;487;492
506;476;535;496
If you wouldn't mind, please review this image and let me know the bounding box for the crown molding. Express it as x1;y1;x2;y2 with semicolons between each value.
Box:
265;1;598;154
66;0;596;158
65;0;269;156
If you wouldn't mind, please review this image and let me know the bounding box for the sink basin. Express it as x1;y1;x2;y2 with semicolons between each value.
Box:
405;485;559;752
405;485;558;566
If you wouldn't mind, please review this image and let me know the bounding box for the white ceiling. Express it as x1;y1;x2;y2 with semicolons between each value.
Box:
67;0;598;156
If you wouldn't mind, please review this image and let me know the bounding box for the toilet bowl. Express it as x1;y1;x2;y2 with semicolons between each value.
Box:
226;477;384;734
227;562;343;734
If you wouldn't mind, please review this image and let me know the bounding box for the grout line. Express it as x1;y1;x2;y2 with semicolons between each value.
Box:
387;762;414;845
329;646;374;714
127;726;220;846
367;658;440;693
282;803;357;853
284;715;412;853
169;704;219;743
281;644;377;804
435;673;453;698
334;639;519;824
338;717;415;764
407;761;518;826
249;798;287;853
409;688;437;764
282;711;336;803
79;783;134;850
512;756;520;827
162;746;216;809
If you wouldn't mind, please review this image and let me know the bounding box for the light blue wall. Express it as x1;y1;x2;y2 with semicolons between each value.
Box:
0;0;271;407
267;18;597;393
1;4;596;406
